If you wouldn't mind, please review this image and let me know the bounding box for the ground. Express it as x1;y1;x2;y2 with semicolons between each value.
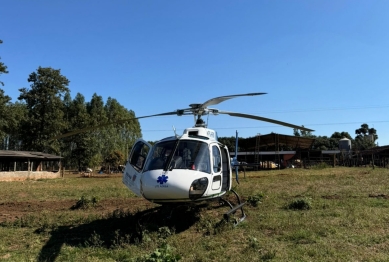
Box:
0;198;157;223
0;172;156;223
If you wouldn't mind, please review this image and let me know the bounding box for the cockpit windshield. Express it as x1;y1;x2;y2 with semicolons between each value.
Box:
144;139;211;173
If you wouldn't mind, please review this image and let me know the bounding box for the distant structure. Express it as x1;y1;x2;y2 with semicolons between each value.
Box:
366;134;375;143
0;150;62;181
339;137;352;151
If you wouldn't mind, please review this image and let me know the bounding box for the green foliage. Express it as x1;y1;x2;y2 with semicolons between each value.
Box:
331;131;352;140
18;67;70;153
260;250;277;260
354;123;378;150
111;229;132;248
0;88;11;139
218;136;241;152
293;126;315;138
247;192;264;207
0;89;26;148
84;231;104;248
312;162;331;170
72;195;100;209
286;197;312;210
290;125;379;151
196;214;234;236
0;39;8;86
247;235;260;249
196;215;216;236
2;213;38;228
104;150;125;171
157;226;174;239
1;64;142;167
137;243;181;262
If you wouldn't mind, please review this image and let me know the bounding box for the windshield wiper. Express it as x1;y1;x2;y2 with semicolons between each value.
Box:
163;140;180;171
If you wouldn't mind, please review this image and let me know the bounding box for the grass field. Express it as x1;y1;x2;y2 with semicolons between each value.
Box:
1;167;389;261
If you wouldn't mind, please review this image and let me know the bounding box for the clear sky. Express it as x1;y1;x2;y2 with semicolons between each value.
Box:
1;1;388;145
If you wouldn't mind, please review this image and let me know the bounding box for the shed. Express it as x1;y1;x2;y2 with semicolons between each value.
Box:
0;150;62;181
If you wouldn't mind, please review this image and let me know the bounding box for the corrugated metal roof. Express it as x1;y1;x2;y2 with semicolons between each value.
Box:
240;133;315;150
360;145;389;155
0;150;62;160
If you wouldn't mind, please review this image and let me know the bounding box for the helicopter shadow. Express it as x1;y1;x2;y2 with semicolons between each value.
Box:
36;204;202;262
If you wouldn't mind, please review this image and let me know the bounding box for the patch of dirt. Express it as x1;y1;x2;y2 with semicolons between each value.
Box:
0;198;156;223
368;193;389;199
322;194;342;199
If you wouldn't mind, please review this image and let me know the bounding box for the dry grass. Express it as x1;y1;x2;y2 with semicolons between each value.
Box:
0;167;389;261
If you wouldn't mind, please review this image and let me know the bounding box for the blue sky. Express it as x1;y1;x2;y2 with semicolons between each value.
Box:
1;0;389;145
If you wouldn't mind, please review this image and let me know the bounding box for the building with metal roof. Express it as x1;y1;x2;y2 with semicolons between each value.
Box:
0;150;62;181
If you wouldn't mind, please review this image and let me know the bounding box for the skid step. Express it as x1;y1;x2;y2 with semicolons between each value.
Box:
221;189;246;226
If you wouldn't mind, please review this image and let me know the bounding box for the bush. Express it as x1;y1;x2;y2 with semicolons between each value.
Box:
137;243;181;262
71;195;99;209
286;198;312;210
247;193;264;207
313;162;331;170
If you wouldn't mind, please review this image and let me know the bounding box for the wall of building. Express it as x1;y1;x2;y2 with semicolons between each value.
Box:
0;171;61;181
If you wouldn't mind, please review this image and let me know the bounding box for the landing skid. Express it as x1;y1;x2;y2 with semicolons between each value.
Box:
219;189;246;226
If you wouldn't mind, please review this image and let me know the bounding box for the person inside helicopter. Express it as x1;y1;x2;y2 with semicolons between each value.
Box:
146;141;174;170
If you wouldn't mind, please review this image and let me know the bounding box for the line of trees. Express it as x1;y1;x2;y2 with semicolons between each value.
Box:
0;40;141;171
293;124;378;151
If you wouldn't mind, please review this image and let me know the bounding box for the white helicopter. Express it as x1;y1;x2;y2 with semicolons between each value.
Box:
53;92;313;224
119;93;313;223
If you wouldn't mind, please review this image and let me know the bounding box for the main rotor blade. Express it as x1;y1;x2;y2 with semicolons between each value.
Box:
50;111;179;140
200;92;267;108
218;111;314;132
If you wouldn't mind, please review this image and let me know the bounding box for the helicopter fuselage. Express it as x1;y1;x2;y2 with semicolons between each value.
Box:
123;127;232;204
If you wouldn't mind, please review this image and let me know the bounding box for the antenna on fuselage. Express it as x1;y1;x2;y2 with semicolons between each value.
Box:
172;126;178;138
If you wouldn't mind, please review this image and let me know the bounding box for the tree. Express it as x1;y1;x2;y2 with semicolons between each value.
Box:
0;40;11;143
0;40;9;86
62;93;93;170
218;136;239;152
18;67;70;153
50;92;142;171
354;123;378;150
331;131;352;140
1;102;27;150
0;89;11;139
293;126;315;138
104;150;125;173
103;97;141;161
80;93;109;169
311;136;331;150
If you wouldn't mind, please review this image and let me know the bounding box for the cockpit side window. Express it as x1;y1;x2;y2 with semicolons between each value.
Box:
129;142;150;171
191;142;210;173
212;145;221;173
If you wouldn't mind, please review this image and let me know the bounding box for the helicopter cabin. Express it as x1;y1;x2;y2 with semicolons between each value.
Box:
123;126;231;202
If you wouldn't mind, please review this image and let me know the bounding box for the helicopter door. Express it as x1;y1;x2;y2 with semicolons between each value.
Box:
123;139;151;197
220;145;231;191
211;145;222;192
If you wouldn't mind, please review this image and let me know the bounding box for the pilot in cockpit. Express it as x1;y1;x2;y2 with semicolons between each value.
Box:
182;143;192;167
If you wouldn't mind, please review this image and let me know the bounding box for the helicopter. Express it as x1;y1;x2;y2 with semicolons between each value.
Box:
53;92;314;224
120;92;313;223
